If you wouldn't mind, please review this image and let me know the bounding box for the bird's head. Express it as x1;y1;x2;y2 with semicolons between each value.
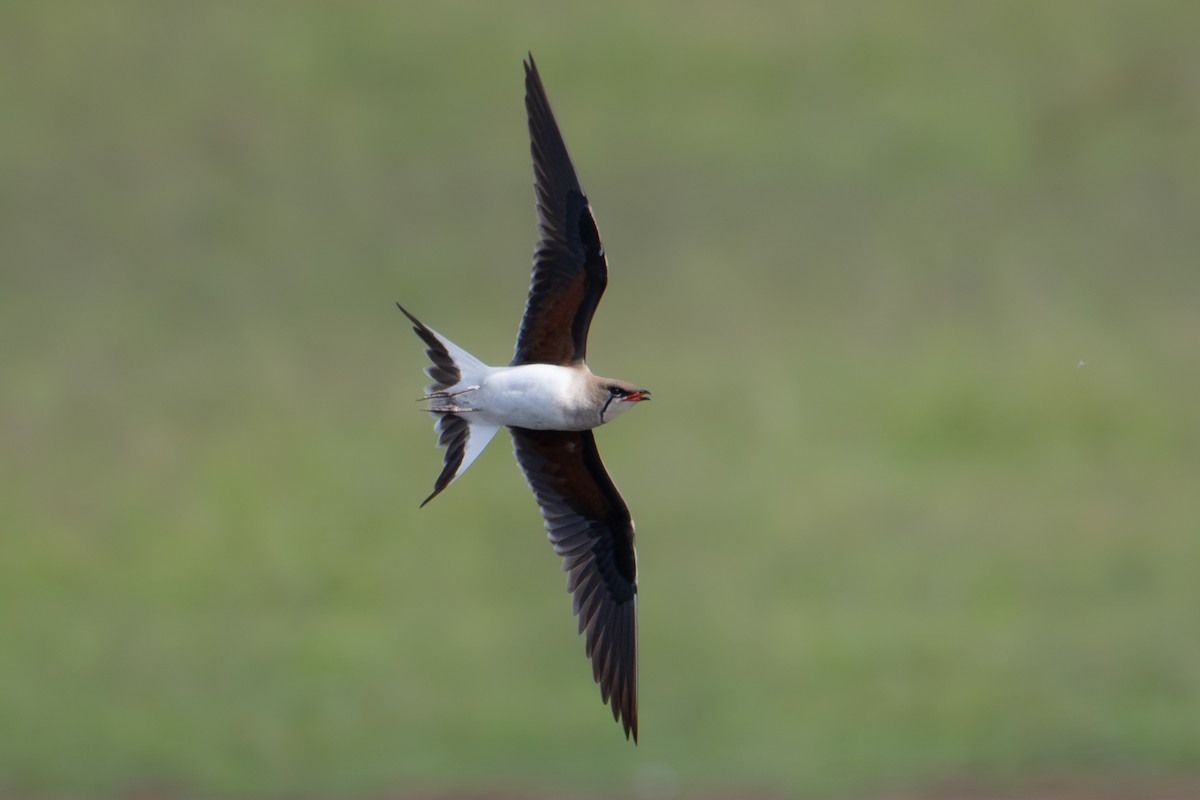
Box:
598;381;651;424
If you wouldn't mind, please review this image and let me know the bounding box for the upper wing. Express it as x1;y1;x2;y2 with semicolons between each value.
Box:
510;427;639;742
512;54;609;367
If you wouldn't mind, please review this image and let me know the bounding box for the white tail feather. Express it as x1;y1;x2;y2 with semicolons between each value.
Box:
423;326;491;396
399;304;501;502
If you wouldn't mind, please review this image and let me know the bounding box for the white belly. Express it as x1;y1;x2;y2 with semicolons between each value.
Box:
467;364;596;431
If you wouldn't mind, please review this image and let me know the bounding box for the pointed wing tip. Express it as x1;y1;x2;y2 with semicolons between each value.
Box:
620;687;638;745
597;610;638;745
616;702;637;743
523;55;542;99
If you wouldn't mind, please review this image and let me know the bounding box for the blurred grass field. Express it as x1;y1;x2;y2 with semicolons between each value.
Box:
2;1;1199;798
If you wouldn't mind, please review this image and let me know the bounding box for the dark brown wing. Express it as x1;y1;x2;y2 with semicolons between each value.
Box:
510;427;638;742
512;54;609;367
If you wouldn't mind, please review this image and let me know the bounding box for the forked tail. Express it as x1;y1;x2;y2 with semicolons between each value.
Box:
396;304;500;505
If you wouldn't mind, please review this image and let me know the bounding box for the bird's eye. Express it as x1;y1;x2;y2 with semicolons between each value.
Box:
608;386;623;396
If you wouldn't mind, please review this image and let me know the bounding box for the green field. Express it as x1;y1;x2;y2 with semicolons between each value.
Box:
3;2;1198;797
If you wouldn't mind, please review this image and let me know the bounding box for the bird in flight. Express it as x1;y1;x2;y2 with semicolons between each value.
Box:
397;54;649;742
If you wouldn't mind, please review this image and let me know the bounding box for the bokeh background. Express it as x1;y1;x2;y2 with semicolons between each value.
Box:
3;1;1198;798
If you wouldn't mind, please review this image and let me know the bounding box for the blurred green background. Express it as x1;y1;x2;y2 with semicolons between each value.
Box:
2;1;1198;798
